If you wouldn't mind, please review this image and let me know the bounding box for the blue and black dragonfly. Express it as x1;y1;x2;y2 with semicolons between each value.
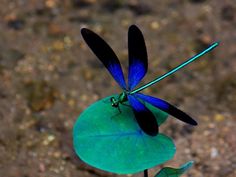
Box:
81;25;218;136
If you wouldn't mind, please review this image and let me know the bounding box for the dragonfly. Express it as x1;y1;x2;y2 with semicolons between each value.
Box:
81;25;218;136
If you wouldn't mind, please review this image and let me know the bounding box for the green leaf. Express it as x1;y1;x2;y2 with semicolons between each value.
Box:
154;161;194;177
73;95;175;174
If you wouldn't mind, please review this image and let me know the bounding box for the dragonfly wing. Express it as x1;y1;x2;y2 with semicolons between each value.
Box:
136;93;198;126
128;95;158;136
128;25;148;90
81;28;126;89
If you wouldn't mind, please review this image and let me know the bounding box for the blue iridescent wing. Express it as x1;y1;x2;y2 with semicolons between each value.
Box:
135;93;198;126
128;95;158;136
81;28;126;89
128;25;148;90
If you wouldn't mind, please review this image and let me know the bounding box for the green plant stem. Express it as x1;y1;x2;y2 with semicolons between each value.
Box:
144;169;148;177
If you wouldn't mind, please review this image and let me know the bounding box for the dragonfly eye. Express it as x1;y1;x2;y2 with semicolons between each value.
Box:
110;97;119;107
112;103;119;107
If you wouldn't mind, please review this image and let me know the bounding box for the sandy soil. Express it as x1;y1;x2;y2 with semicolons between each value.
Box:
0;0;235;177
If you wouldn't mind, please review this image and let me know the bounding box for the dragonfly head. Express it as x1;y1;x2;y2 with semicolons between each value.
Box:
110;92;128;108
110;97;119;107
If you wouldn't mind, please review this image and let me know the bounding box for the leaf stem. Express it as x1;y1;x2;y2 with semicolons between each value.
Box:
144;169;148;177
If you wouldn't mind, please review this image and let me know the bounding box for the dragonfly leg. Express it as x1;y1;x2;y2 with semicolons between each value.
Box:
118;105;121;113
110;107;122;119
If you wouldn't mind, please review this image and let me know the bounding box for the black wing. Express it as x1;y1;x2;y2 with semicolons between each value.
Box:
128;94;158;136
128;25;148;90
81;28;126;89
136;93;198;126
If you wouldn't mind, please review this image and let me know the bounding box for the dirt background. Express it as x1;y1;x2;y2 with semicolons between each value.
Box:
0;0;235;177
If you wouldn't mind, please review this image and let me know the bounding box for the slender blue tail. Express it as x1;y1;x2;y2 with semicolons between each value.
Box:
130;42;219;94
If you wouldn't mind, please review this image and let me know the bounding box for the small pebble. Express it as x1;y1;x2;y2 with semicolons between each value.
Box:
53;151;61;158
150;21;160;30
7;19;25;30
189;0;207;3
43;134;55;145
127;1;152;15
214;114;225;122
45;0;58;8
72;0;96;7
48;24;66;37
68;99;76;107
221;5;235;21
4;13;25;30
39;163;46;172
211;147;218;158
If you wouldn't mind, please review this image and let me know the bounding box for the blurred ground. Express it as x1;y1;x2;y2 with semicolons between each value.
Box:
0;0;235;177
